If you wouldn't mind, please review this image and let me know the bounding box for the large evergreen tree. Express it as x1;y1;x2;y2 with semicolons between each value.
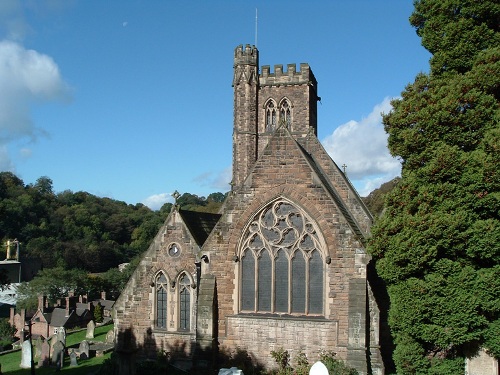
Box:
369;1;500;373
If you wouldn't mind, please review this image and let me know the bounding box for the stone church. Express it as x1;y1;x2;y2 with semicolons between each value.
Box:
114;44;386;374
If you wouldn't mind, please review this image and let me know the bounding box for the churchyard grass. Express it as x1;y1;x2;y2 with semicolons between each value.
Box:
0;323;113;374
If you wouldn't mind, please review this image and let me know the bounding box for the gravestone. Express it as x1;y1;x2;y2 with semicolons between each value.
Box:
309;361;329;375
34;337;43;361
69;349;78;366
218;367;244;375
105;330;115;344
86;320;96;339
57;327;66;346
38;341;50;367
79;340;90;360
20;340;32;368
465;348;499;375
51;340;65;369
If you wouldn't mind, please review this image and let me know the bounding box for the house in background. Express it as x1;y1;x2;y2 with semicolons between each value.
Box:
114;45;386;375
10;292;115;340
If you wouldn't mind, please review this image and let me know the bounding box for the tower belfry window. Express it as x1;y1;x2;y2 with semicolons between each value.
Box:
280;100;291;128
265;101;277;131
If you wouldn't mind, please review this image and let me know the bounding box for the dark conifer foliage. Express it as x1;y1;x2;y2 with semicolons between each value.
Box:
369;1;500;373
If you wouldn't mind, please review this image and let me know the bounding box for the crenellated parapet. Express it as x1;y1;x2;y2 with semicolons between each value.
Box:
260;63;316;87
234;44;259;66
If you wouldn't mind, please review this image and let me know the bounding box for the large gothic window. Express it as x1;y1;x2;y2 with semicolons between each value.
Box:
240;199;324;315
265;100;277;131
280;99;291;128
155;272;169;329
178;273;192;331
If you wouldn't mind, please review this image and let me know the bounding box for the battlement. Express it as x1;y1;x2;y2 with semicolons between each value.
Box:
260;63;316;86
234;44;259;66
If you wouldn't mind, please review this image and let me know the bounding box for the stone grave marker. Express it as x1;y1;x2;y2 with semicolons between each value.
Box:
57;327;66;345
105;329;115;344
218;367;244;375
86;320;95;339
309;361;329;375
20;340;32;368
79;340;90;360
51;340;65;369
69;349;78;366
466;348;499;375
34;337;43;361
38;340;50;367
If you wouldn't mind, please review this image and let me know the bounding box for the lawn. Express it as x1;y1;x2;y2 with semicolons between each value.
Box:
0;323;114;374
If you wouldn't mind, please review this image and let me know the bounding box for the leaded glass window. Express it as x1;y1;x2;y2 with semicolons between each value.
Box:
280;100;291;128
155;272;168;328
179;273;191;331
265;100;277;131
239;199;324;315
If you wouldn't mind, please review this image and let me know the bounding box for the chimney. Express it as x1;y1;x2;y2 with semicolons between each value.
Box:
101;291;106;300
38;295;47;312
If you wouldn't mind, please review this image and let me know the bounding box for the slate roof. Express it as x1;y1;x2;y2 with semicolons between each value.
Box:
179;209;221;246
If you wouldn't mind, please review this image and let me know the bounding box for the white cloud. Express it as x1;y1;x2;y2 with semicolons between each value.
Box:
142;193;173;211
193;166;232;192
322;97;401;196
0;40;70;170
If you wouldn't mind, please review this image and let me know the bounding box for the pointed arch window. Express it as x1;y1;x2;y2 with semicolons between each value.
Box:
265;100;277;131
178;273;192;331
155;272;169;329
280;100;291;128
239;199;324;316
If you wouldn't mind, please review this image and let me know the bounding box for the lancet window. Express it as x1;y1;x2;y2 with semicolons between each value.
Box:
265;100;277;131
240;199;324;316
178;273;192;331
155;272;169;329
280;99;291;128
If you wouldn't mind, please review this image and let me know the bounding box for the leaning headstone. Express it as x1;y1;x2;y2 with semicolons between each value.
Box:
69;349;78;366
38;341;50;367
57;327;66;346
20;340;32;368
105;330;115;344
51;340;65;369
309;361;329;375
79;340;90;360
86;320;95;339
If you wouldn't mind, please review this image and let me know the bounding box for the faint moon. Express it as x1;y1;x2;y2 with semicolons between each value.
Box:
122;21;128;27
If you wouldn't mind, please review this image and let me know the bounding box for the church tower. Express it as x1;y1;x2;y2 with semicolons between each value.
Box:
232;44;320;190
232;44;259;189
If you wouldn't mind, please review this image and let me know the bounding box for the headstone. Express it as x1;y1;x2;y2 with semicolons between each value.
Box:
86;320;95;339
69;349;78;366
38;341;50;367
465;348;499;375
309;361;329;375
218;367;244;375
105;330;115;344
79;340;90;360
57;327;66;346
34;337;43;361
20;340;32;368
51;340;65;369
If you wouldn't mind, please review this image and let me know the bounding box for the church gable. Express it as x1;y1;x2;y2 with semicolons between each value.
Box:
114;206;220;357
114;45;383;375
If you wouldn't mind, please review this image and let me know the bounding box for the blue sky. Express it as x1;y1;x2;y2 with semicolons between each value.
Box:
0;0;430;210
